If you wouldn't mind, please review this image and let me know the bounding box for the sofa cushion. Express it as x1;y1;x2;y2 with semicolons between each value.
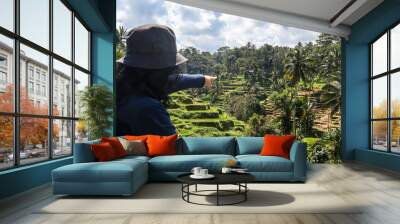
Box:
177;137;236;155
236;155;293;172
124;135;148;142
236;137;263;155
149;154;235;172
73;140;100;163
124;135;149;150
101;137;127;158
115;155;150;163
118;138;147;156
53;158;147;183
91;142;118;161
147;134;178;157
260;135;296;159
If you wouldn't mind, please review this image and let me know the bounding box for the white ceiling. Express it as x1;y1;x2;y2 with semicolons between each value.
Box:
167;0;384;38
227;0;352;22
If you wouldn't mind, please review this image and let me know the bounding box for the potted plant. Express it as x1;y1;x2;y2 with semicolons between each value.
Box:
79;84;113;140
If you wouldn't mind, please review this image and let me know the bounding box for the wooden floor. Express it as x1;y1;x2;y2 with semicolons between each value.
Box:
1;162;400;224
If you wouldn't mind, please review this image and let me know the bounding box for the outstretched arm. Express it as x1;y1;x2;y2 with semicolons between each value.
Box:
165;74;205;94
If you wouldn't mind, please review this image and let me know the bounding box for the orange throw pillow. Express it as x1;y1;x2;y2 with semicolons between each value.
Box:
91;142;118;161
124;135;148;141
146;134;177;157
101;137;126;158
260;135;296;159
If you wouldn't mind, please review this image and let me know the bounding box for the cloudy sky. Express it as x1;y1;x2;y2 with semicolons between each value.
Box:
117;0;320;53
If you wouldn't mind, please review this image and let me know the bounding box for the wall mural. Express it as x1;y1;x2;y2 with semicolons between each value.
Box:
115;24;342;164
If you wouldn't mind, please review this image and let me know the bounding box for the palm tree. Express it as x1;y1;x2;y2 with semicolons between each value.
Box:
319;76;341;117
116;26;128;60
269;87;298;134
116;26;128;51
284;47;310;87
294;97;315;137
319;45;341;80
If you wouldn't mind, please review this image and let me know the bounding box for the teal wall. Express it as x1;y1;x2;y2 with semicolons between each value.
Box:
0;158;72;199
0;0;116;200
66;0;111;32
92;32;114;91
91;0;116;134
343;0;400;171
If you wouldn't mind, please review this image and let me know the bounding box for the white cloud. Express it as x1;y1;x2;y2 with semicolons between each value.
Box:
117;0;319;52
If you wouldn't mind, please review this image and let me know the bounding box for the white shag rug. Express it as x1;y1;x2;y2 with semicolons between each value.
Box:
38;183;362;214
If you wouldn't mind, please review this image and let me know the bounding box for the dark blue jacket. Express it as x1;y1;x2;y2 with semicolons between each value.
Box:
117;74;205;136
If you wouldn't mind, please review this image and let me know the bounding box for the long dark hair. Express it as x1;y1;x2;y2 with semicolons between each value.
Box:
116;64;178;105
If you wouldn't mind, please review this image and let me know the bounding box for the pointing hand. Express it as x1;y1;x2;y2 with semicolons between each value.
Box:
204;75;217;89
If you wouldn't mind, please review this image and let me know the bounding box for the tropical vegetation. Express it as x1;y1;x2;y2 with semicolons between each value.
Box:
117;26;342;163
79;84;113;140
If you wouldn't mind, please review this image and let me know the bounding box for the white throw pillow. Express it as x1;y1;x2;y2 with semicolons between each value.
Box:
118;137;147;156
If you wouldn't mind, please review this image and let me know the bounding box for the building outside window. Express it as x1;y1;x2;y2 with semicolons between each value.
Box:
41;85;46;97
28;81;34;94
54;89;58;103
28;66;34;80
0;71;6;83
35;83;40;95
371;23;400;154
35;69;41;81
0;54;7;67
0;71;7;88
0;54;7;89
0;71;6;80
41;73;46;83
0;0;91;170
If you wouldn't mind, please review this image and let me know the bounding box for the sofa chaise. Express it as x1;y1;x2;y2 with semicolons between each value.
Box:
52;137;307;196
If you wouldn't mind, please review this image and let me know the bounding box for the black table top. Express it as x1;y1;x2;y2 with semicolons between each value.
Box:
177;172;255;185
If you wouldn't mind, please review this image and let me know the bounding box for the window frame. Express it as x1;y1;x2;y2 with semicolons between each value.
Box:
370;21;400;154
0;0;92;171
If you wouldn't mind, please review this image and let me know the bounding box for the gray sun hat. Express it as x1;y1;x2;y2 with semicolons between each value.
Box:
118;24;187;69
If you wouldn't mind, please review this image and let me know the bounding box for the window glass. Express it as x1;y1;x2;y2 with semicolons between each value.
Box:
372;121;388;151
391;72;400;118
0;116;14;170
20;44;49;115
20;0;49;49
391;24;400;70
19;117;49;165
391;120;400;153
75;120;88;143
372;76;387;119
53;119;72;157
372;33;387;76
53;0;72;60
53;59;72;117
0;35;14;112
0;0;14;31
74;18;89;70
0;0;92;168
74;69;89;118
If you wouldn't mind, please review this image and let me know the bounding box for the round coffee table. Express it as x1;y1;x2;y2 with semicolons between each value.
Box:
177;173;255;206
